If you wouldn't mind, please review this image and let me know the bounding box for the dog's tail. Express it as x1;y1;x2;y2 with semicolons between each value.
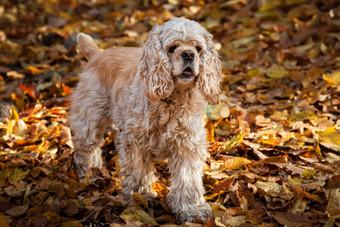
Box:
77;33;101;61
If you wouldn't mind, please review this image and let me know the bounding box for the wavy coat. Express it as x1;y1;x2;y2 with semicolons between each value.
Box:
69;17;222;223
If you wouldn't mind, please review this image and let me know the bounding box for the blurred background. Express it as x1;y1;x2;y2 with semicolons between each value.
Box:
0;1;340;226
0;0;339;108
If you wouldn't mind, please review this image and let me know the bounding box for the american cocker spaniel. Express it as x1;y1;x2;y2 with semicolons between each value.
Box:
69;17;222;223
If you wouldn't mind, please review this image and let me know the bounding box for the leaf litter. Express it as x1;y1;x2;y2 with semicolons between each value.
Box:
0;0;340;226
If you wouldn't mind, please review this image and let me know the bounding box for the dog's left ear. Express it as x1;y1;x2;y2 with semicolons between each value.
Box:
138;24;174;102
198;32;222;104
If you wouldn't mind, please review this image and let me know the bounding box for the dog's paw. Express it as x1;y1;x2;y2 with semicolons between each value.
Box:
139;186;158;199
176;202;212;224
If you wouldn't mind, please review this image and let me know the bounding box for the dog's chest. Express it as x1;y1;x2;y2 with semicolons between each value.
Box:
146;104;205;157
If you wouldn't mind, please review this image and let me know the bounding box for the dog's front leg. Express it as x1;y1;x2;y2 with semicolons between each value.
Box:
167;148;212;223
117;135;157;200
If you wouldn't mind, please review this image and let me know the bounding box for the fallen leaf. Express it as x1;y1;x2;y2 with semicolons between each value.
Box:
323;71;340;85
206;101;230;120
224;157;251;170
6;205;28;217
0;213;9;227
255;181;282;197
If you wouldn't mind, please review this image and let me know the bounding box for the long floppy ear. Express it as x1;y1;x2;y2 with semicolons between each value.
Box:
138;25;174;102
197;32;222;104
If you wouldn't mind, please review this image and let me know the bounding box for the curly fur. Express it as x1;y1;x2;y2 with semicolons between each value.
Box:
69;17;222;223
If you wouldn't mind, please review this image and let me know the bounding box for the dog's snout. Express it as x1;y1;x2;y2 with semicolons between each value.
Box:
181;50;195;61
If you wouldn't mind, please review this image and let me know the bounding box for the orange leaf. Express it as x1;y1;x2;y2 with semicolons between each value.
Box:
62;83;74;96
26;66;42;75
19;84;40;99
152;182;169;198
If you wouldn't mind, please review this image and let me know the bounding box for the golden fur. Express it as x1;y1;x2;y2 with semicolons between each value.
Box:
69;17;222;223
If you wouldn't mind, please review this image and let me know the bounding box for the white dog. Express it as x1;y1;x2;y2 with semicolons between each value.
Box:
69;17;221;223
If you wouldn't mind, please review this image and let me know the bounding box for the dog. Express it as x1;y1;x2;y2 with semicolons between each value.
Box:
69;17;221;223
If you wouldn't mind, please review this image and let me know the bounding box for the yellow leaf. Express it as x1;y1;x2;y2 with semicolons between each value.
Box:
152;182;169;198
10;105;18;120
224;157;251;170
257;134;280;146
289;111;316;122
318;127;340;145
259;0;281;12
132;193;148;209
314;143;322;157
116;154;120;177
266;65;288;79
5;120;16;137
224;132;244;150
205;119;215;143
120;209;138;223
302;170;319;179
26;66;42;75
323;71;340;85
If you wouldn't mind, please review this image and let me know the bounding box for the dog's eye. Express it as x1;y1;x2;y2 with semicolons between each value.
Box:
195;46;202;53
168;45;177;53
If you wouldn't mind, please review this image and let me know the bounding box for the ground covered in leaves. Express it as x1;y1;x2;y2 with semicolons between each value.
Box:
0;0;340;226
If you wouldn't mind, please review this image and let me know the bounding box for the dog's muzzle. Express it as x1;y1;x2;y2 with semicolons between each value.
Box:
179;67;194;80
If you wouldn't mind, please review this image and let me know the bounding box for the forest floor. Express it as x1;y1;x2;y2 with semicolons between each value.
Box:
0;0;339;226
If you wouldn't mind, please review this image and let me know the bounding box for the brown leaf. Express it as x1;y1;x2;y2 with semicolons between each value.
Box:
61;222;83;227
212;177;234;194
204;217;217;227
63;200;79;215
272;212;318;227
6;205;28;217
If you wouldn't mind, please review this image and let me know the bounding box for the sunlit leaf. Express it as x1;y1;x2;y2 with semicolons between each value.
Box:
152;182;169;198
205;119;215;143
224;157;251;170
206;101;230;120
323;71;340;86
255;181;282;197
318;127;340;151
224;132;244;150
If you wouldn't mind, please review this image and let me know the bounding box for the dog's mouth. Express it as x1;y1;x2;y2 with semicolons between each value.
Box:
179;67;194;79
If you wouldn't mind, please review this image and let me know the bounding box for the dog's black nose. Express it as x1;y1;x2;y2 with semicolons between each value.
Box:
181;50;195;61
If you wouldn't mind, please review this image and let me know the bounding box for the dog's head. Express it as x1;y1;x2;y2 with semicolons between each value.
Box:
139;17;221;103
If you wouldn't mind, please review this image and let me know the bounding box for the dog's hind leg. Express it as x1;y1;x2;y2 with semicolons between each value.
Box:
69;73;112;180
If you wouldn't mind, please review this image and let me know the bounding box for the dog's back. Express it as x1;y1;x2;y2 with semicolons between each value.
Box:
77;33;142;101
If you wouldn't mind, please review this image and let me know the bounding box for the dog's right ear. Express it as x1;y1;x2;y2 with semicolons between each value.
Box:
77;33;101;61
138;25;174;102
